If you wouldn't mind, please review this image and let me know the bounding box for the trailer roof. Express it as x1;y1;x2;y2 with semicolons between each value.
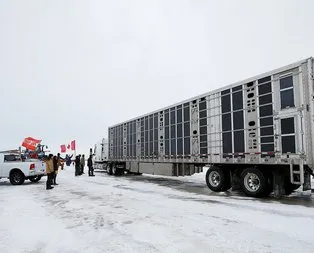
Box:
109;57;313;128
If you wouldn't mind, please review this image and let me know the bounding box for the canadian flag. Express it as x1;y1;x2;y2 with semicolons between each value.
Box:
61;140;76;153
70;140;76;150
60;144;66;153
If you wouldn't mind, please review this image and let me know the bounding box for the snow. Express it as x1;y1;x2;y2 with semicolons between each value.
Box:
0;166;314;253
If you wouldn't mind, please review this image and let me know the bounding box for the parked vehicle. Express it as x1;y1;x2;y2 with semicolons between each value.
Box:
105;57;314;198
93;138;108;170
0;153;46;185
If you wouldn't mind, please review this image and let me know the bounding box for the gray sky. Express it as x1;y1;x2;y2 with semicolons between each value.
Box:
0;0;313;155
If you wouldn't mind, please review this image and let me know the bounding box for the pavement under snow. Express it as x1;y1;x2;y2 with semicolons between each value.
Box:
0;166;314;253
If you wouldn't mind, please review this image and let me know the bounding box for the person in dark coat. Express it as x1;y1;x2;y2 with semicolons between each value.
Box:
87;155;94;176
52;155;59;185
75;155;80;176
65;154;73;166
45;154;54;190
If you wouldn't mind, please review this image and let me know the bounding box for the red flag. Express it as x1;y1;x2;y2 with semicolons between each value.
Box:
71;140;76;150
21;137;41;151
60;144;66;153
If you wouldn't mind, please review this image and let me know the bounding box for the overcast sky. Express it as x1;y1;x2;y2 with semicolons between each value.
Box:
0;0;313;155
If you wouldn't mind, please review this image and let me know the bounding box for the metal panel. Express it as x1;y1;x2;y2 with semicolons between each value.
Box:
158;111;165;157
139;162;174;176
208;93;222;163
273;66;302;160
245;81;259;162
190;100;200;158
136;119;141;157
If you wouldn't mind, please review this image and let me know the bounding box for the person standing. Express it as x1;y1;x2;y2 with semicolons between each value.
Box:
65;154;73;166
75;155;80;176
52;155;59;185
45;154;54;190
87;155;94;176
77;154;82;175
80;154;85;174
57;153;64;170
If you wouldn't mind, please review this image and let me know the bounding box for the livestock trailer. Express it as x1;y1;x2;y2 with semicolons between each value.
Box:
107;57;314;198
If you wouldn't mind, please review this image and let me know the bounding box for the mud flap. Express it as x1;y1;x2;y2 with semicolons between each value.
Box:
231;170;241;191
303;170;311;191
273;171;285;198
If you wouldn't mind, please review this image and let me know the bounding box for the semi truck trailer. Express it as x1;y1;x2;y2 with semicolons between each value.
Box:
106;57;314;198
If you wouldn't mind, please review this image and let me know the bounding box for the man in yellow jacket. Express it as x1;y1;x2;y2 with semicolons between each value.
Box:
45;154;54;190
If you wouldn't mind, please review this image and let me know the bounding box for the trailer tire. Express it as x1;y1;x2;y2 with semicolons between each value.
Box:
240;168;268;198
112;166;117;176
205;166;230;192
107;166;113;175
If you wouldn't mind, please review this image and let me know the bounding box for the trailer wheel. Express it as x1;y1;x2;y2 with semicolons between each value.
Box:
112;166;117;175
240;168;267;198
107;164;113;175
205;166;230;192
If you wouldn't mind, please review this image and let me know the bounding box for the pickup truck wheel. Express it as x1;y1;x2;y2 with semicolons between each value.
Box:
29;176;42;183
10;170;25;185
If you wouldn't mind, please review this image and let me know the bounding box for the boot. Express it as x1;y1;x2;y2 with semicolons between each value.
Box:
53;178;58;185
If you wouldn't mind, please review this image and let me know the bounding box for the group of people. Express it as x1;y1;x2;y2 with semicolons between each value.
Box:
44;153;63;190
44;153;95;190
74;154;94;177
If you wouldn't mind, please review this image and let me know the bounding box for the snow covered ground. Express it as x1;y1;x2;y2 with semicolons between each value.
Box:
0;166;314;253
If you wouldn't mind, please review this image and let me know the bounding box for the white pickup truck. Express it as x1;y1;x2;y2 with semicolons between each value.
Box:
0;153;46;185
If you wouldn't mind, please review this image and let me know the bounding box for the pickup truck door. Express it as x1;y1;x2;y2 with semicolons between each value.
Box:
38;161;46;174
0;155;10;178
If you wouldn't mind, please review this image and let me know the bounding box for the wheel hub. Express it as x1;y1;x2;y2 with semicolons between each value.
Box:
209;171;220;187
14;174;20;182
244;173;261;192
